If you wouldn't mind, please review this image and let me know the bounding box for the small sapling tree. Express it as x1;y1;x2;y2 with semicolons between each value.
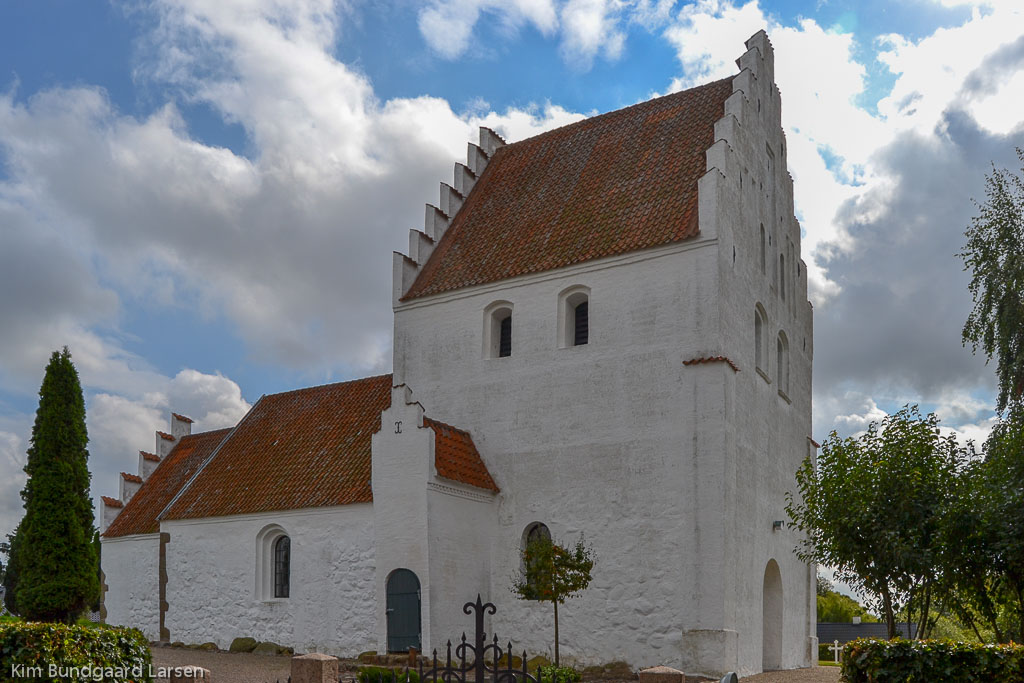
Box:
512;534;594;666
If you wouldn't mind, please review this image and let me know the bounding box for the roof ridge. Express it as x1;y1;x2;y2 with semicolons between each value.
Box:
157;405;259;522
503;76;734;149
260;373;393;400
423;415;471;435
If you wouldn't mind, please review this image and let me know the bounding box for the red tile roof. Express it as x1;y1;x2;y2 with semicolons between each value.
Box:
140;451;161;462
103;429;231;537
171;413;194;424
101;496;123;508
162;375;393;520
424;418;499;492
683;356;740;372
120;472;143;484
402;78;734;300
157;431;175;441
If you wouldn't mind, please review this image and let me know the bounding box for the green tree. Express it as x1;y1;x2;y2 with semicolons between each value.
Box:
817;588;878;623
786;406;964;639
960;147;1024;414
2;528;20;615
12;348;99;623
929;414;1024;644
512;535;594;666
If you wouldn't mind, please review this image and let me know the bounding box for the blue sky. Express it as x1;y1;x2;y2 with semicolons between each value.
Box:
2;0;1023;581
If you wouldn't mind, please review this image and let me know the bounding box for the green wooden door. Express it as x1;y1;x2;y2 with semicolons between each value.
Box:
386;569;421;652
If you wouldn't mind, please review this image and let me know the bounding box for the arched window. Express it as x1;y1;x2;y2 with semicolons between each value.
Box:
483;302;513;359
521;523;552;597
777;331;790;398
273;536;290;598
255;524;290;600
558;286;591;348
754;305;768;379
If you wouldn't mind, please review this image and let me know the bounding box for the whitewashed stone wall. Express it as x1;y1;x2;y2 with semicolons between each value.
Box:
162;505;376;654
101;534;161;640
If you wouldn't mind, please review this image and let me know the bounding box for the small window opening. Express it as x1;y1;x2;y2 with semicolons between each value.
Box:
779;254;786;300
274;536;290;598
573;301;588;346
755;305;768;378
499;315;512;357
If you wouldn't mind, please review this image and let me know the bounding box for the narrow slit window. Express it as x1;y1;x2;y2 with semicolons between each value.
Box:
573;301;589;346
498;315;512;357
274;535;290;598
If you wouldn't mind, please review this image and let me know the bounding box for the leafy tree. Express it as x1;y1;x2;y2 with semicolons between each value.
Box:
817;587;878;623
786;406;964;639
12;348;99;623
2;528;20;615
512;535;594;666
960;147;1024;414
950;415;1024;643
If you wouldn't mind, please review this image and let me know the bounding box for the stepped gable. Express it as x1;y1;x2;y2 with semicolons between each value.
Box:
162;374;392;520
424;417;498;492
103;428;231;537
402;77;734;300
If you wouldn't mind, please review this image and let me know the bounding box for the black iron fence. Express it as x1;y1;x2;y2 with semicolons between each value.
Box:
277;594;540;683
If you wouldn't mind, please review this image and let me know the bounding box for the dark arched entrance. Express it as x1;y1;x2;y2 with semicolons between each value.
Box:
386;569;421;652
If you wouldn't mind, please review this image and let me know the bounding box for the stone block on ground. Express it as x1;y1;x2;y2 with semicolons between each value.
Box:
198;642;218;651
170;666;211;682
638;665;684;683
254;641;288;656
292;653;339;683
229;637;258;653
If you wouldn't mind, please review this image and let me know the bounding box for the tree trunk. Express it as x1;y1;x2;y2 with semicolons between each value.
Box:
553;600;560;666
881;585;896;639
919;582;932;640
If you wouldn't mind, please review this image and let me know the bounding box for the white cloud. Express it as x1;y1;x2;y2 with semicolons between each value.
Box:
417;0;559;59
560;0;627;68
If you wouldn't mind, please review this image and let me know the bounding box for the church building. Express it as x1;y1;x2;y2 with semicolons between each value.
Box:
100;31;816;677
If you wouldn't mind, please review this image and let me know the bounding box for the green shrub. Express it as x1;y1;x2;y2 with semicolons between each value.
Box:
0;621;152;682
357;665;420;683
536;665;581;683
841;638;1024;682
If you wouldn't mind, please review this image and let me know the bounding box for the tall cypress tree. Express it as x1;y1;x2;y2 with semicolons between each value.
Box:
13;347;99;623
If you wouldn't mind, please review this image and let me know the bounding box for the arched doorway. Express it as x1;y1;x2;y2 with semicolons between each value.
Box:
386;569;421;652
762;559;783;671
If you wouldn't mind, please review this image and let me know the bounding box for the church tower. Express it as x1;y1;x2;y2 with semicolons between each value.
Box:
385;31;814;677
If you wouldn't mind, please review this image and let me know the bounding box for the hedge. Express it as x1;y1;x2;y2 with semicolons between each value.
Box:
0;621;152;683
841;637;1024;682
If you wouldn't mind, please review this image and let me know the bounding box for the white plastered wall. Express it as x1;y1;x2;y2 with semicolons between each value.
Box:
101;534;161;640
161;505;376;654
393;237;724;669
701;31;815;675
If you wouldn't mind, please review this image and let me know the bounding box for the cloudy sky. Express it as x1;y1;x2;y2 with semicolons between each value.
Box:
1;0;1023;544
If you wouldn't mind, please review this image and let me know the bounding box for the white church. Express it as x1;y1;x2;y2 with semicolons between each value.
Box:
100;32;816;677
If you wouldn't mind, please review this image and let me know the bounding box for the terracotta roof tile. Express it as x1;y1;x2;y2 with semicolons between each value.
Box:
157;431;175;441
140;451;161;462
101;496;123;508
171;413;194;423
103;428;230;537
403;78;734;300
120;472;143;484
162;375;392;520
683;356;740;372
424;418;499;492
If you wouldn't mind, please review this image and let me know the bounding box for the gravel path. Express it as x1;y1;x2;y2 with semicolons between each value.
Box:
151;646;292;683
151;648;841;683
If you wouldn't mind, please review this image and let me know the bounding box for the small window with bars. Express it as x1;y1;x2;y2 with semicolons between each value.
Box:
274;535;290;598
559;287;591;349
485;303;514;359
573;301;588;346
498;314;512;357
